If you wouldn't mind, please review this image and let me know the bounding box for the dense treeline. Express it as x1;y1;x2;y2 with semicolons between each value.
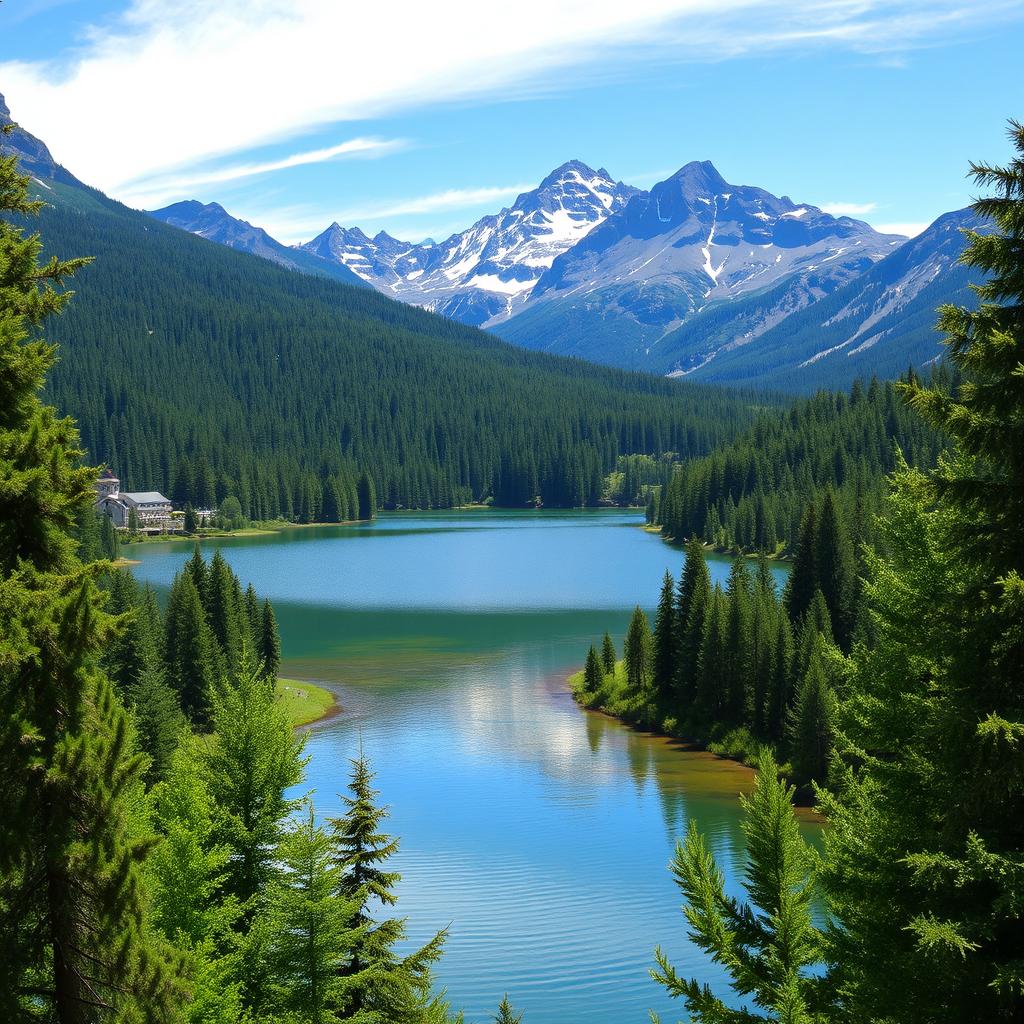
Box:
642;124;1024;1024
32;185;768;517
649;371;947;552
579;486;855;788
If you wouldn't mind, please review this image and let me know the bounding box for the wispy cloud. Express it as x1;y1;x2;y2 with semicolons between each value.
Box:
818;201;878;216
3;1;1021;202
119;136;409;208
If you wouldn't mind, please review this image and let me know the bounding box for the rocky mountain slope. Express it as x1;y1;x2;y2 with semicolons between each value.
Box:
300;161;638;325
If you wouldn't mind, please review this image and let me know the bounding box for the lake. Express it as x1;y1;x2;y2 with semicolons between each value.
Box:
129;509;796;1024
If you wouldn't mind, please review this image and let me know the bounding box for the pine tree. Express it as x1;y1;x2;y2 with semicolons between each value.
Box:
784;503;818;624
329;751;446;1021
260;598;281;681
601;632;617;675
652;570;678;704
822;124;1024;1023
163;568;218;726
652;752;826;1023
624;606;654;695
150;735;245;1024
494;994;524;1024
814;491;857;652
0;134;177;1021
723;559;754;725
266;805;350;1023
207;550;244;676
694;587;726;724
583;645;603;691
356;472;377;521
184;503;198;534
676;539;711;711
787;644;837;787
207;652;308;911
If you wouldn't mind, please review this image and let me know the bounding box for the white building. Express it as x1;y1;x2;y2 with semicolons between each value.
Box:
95;470;176;533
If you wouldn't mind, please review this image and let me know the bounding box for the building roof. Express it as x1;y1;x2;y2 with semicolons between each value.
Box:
122;491;171;504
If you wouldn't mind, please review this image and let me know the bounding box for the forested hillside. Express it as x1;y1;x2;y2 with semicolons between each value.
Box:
650;370;947;552
35;184;768;515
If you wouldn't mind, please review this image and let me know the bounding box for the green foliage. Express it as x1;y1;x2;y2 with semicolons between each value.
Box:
653;570;679;702
819;123;1024;1023
584;645;603;690
655;374;946;553
624;606;654;697
652;752;826;1023
265;805;351;1023
494;994;524;1024
260;598;281;682
0;135;178;1021
601;632;617;674
329;751;447;1022
207;652;308;910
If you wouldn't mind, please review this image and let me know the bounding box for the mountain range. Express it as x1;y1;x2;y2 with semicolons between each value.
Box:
140;152;981;392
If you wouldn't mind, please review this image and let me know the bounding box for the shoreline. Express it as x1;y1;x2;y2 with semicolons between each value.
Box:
566;667;819;812
277;678;340;728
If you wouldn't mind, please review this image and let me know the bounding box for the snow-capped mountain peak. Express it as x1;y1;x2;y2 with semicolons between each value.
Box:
299;160;639;326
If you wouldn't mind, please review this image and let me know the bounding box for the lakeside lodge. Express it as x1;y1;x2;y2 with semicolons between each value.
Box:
94;469;214;534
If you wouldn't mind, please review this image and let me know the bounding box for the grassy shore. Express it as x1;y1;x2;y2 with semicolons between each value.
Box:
276;678;338;728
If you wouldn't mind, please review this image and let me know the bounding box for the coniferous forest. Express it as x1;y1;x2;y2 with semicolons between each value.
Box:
32;185;771;517
2;79;1024;1024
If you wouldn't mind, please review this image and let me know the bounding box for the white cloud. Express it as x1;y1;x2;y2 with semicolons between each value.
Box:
2;1;1019;202
874;221;930;236
122;137;409;209
818;201;878;216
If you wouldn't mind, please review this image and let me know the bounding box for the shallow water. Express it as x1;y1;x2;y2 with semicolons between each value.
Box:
130;509;801;1023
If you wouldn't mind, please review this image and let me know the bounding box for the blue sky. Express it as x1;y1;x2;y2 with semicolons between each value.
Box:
2;0;1023;243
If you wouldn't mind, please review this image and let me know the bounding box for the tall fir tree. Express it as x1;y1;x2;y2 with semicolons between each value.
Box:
676;539;711;712
623;606;654;696
652;570;678;704
583;645;603;691
260;598;281;681
266;805;350;1023
822;123;1024;1024
207;653;307;912
814;491;857;652
329;751;446;1022
0;133;177;1022
601;632;617;675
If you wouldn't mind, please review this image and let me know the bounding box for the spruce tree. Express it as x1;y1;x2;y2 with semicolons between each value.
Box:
494;994;524;1024
207;550;244;676
150;735;245;1024
784;503;818;624
356;472;377;521
601;632;617;675
723;559;754;725
163;568;218;726
329;751;446;1021
822;123;1024;1024
266;805;350;1023
652;570;678;704
676;539;711;710
787;644;837;787
624;606;654;695
652;752;825;1023
583;645;603;692
0;134;177;1021
184;503;198;534
694;587;726;724
260;598;282;681
207;652;307;910
814;491;857;652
